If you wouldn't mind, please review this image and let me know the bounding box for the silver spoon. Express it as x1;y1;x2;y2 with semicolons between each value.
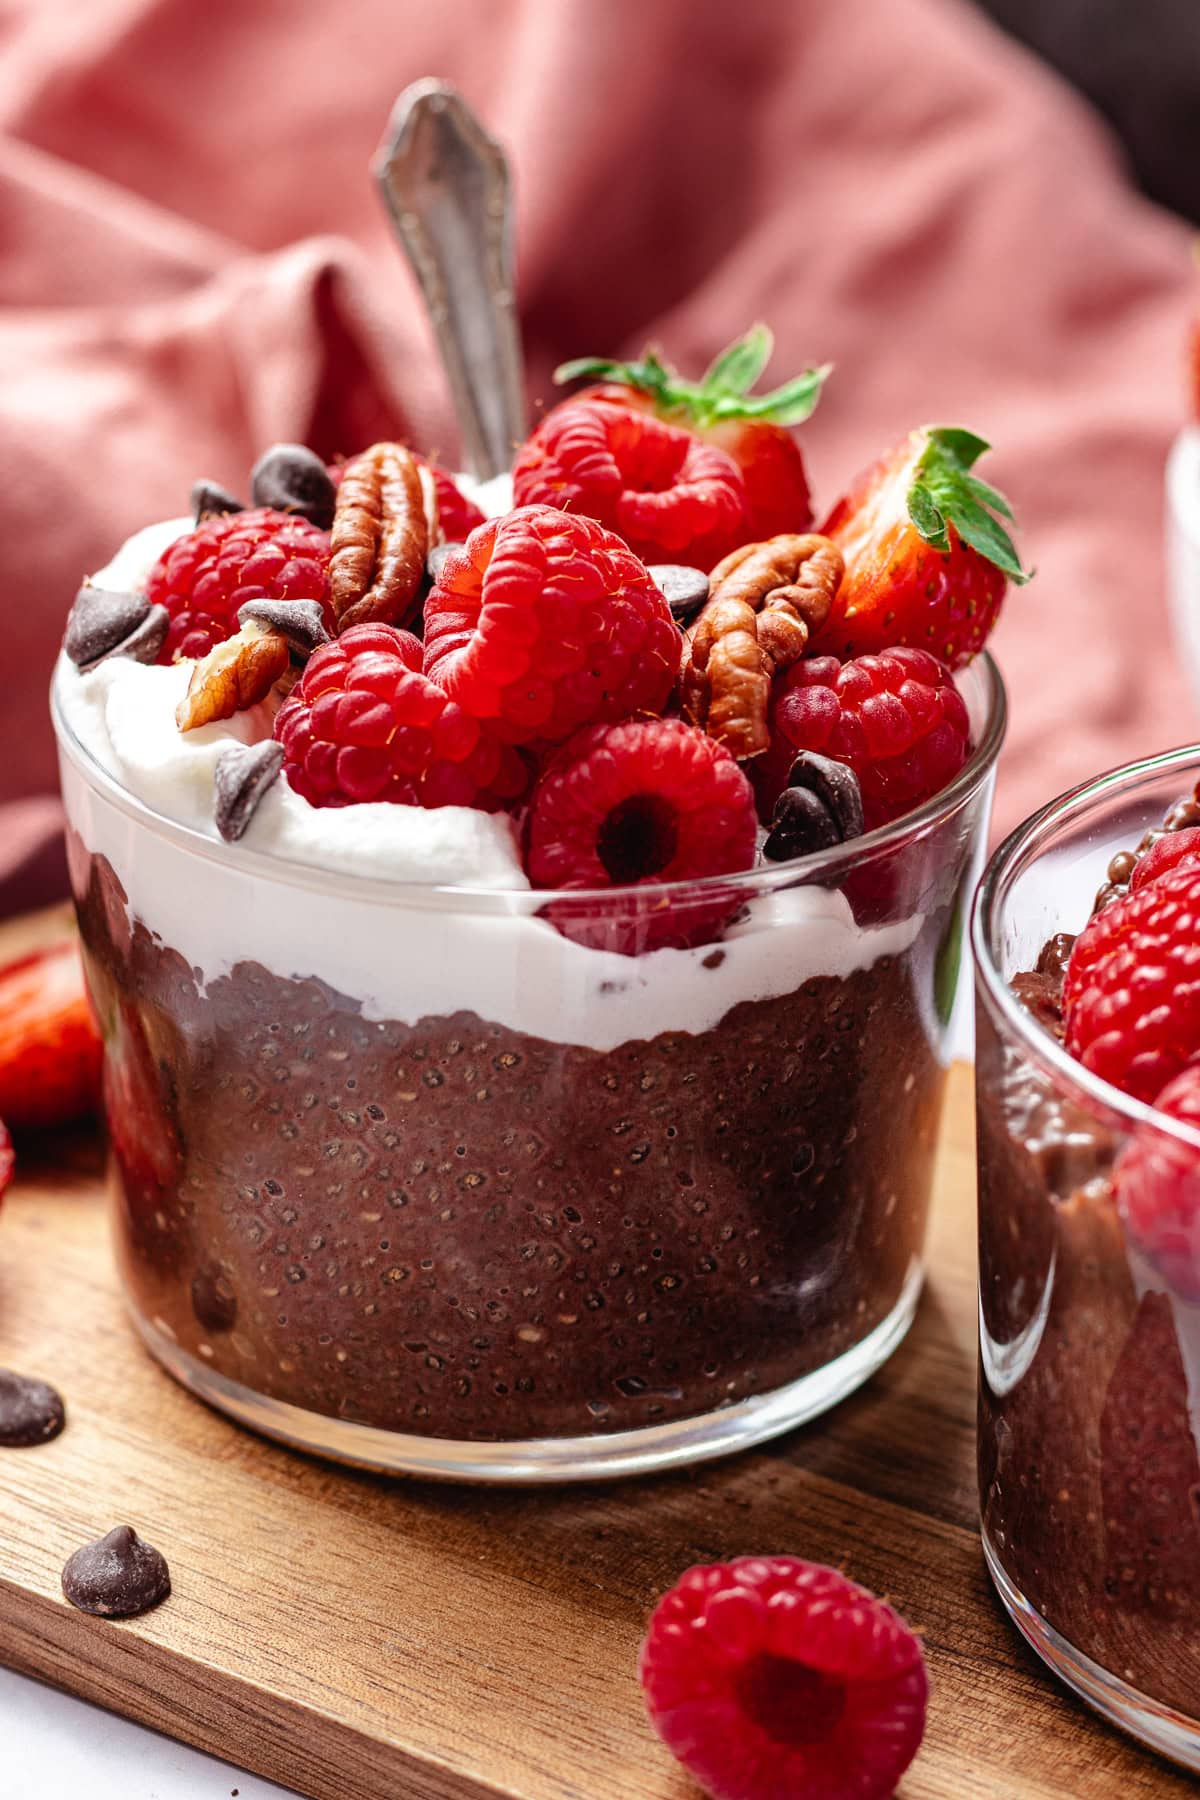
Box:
374;79;527;482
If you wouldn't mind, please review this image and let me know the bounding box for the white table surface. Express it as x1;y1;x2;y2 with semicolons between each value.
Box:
0;1666;298;1800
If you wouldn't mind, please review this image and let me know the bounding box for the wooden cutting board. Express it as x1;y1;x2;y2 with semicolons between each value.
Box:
0;907;1191;1800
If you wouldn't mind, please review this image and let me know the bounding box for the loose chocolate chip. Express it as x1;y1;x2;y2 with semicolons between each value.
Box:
1106;849;1138;886
784;751;865;843
427;541;464;584
250;443;336;530
0;1369;65;1447
237;598;330;658
763;786;844;862
214;740;285;843
190;479;244;523
646;564;710;624
64;586;152;670
61;1525;171;1618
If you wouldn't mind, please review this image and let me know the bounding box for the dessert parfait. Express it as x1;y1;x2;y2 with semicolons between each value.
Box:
53;329;1018;1479
974;747;1200;1768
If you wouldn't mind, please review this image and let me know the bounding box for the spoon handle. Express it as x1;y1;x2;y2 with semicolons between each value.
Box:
374;80;527;482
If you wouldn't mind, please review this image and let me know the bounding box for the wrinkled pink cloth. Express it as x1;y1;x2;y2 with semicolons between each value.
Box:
0;0;1194;914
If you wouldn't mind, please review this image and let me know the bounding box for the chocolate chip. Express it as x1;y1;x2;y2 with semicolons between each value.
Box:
764;786;844;862
0;1369;65;1446
427;541;464;584
784;751;865;842
237;598;330;658
115;604;170;667
61;1525;171;1618
214;740;285;842
190;479;244;523
64;586;151;669
250;444;336;530
647;564;710;623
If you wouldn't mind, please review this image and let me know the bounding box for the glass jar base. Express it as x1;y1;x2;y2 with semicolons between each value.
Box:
983;1529;1200;1773
126;1260;923;1484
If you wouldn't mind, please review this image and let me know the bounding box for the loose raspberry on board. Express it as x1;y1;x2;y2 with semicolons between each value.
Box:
640;1556;928;1800
147;508;332;663
422;505;679;746
275;622;526;811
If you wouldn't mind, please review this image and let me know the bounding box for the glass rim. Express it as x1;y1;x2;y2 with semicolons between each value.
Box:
971;739;1200;1144
51;650;1006;913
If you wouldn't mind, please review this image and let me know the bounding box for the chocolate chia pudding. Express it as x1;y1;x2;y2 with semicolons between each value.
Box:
76;848;950;1443
976;802;1200;1726
50;410;1009;1473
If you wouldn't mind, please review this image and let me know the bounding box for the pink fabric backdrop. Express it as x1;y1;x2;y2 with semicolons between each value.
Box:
1;0;1194;914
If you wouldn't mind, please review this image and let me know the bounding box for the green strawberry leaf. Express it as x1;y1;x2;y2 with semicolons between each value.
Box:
555;334;830;429
907;483;948;550
553;353;679;406
701;324;774;398
908;428;1031;584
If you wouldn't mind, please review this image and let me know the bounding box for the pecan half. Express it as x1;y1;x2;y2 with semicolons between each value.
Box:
175;619;290;732
329;442;428;632
681;533;844;759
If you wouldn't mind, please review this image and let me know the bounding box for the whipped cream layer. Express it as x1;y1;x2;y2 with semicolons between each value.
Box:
54;512;932;1048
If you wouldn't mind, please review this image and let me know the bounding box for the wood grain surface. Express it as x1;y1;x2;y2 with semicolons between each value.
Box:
0;907;1191;1800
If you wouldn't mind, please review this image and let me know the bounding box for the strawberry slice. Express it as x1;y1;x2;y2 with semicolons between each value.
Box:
814;426;1030;667
0;940;103;1131
554;324;828;553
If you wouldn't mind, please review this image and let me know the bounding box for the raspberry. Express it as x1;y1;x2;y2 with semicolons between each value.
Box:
1114;1062;1200;1298
274;622;526;811
511;403;748;569
147;508;331;661
525;717;757;952
422;461;486;541
1130;825;1200;892
754;647;971;829
640;1557;928;1800
1063;863;1200;1103
422;505;679;746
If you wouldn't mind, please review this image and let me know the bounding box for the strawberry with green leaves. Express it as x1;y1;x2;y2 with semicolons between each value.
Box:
814;427;1030;668
543;325;828;563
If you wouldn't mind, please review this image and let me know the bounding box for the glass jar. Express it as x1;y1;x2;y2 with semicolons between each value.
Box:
973;746;1200;1770
54;655;1003;1483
